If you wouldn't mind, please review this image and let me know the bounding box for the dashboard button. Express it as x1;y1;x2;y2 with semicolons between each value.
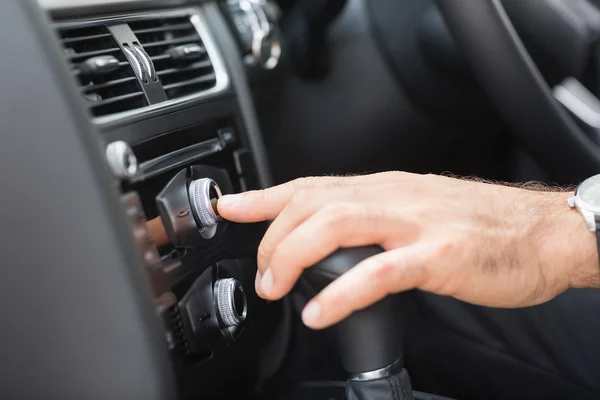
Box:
133;224;150;243
121;192;160;266
121;192;145;221
141;243;161;266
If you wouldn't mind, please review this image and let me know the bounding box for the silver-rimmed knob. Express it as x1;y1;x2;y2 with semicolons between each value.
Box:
188;178;222;239
214;278;248;328
106;141;138;179
251;28;281;70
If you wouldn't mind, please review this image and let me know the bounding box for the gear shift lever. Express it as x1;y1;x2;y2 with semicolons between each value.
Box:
303;246;414;400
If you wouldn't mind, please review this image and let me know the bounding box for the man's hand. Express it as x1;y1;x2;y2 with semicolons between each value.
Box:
217;172;600;329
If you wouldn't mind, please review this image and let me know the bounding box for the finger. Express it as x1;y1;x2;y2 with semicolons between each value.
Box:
260;202;417;300
218;176;344;223
217;172;403;223
301;246;430;329
256;185;371;272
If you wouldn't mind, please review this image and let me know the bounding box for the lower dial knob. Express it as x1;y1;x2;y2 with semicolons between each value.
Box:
214;278;248;328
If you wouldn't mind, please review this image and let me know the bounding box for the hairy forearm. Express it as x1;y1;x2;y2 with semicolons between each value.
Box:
450;174;598;287
450;174;599;291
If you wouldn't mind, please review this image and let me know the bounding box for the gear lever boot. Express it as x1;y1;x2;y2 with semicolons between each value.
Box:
303;246;414;400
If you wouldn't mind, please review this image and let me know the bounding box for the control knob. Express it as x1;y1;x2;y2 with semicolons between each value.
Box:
228;0;282;70
106;141;138;180
188;178;223;239
214;278;248;328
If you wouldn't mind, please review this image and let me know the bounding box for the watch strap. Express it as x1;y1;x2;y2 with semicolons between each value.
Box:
595;217;600;263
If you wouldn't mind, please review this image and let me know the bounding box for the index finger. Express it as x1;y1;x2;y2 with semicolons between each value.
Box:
217;172;402;223
217;178;311;222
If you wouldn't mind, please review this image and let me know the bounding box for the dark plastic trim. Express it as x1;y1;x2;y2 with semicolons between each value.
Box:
0;0;176;398
204;3;274;188
42;0;200;19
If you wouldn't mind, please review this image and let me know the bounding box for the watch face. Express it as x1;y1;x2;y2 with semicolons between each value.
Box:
579;175;600;208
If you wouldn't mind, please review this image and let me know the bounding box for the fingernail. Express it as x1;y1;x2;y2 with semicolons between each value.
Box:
255;270;262;295
302;301;321;327
260;268;274;297
218;194;243;208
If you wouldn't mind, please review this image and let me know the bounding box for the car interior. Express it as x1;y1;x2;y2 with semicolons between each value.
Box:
3;0;600;398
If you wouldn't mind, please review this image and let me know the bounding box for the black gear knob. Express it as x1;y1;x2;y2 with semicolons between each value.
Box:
303;246;404;377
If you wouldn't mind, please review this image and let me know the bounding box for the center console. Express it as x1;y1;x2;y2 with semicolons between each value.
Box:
48;2;287;397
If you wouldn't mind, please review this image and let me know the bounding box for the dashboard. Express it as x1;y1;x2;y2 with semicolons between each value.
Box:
3;0;287;398
40;0;214;17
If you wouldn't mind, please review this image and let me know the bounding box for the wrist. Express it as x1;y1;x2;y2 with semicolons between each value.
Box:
542;192;600;289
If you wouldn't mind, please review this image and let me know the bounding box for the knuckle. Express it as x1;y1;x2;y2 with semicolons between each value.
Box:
251;189;266;203
326;289;355;313
291;176;318;190
369;257;395;292
290;177;308;190
435;240;455;259
359;203;382;231
432;238;462;261
237;189;261;205
293;175;345;190
289;188;311;207
257;240;273;266
321;203;354;225
268;245;287;270
362;202;383;220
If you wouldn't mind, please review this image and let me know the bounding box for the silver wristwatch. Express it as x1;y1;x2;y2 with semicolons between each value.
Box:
568;173;600;232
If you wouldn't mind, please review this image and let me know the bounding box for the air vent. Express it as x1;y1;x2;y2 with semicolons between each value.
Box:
57;25;148;118
55;10;228;123
130;16;218;100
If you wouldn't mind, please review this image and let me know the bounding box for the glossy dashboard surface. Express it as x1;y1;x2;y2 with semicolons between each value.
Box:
38;0;208;17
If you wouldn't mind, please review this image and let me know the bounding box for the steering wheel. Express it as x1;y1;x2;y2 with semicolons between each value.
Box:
436;0;600;183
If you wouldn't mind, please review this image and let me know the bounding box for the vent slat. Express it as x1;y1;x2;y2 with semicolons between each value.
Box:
90;92;145;108
62;33;112;44
132;23;194;35
163;74;216;91
81;76;138;91
71;61;129;76
156;60;212;76
128;16;192;30
67;47;122;61
142;36;201;49
151;54;171;62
